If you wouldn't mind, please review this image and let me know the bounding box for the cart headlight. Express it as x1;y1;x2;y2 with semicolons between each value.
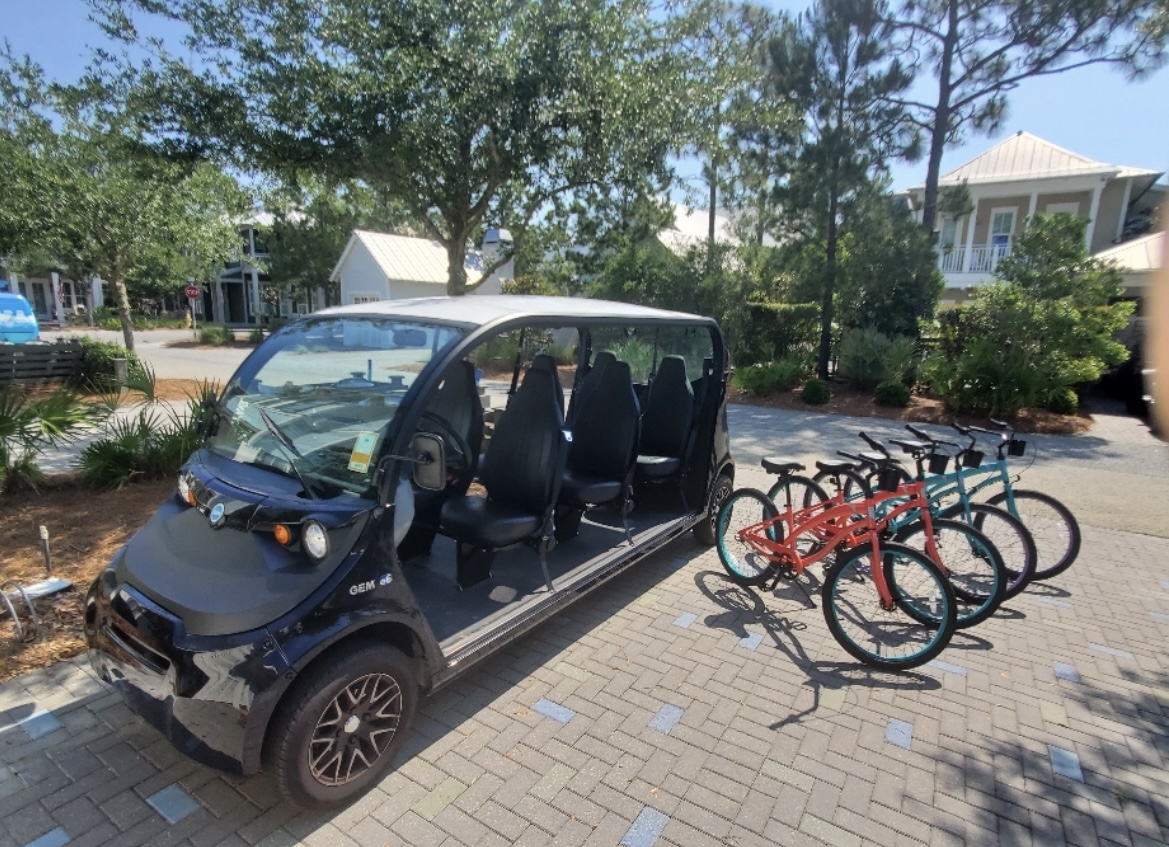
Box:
177;473;195;506
302;520;329;560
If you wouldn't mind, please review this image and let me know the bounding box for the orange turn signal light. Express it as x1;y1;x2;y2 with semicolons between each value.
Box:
274;524;292;546
186;488;197;507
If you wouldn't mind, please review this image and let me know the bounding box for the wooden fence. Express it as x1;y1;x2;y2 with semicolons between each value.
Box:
0;343;83;385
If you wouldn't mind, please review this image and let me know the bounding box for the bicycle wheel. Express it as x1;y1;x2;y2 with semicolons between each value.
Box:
894;518;1005;629
986;489;1081;580
766;474;829;511
716;489;780;587
821;543;957;671
941;502;1036;600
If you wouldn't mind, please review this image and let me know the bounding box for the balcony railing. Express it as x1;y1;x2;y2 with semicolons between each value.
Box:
937;242;1012;275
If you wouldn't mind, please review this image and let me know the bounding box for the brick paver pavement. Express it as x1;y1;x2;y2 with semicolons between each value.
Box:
3;407;1168;847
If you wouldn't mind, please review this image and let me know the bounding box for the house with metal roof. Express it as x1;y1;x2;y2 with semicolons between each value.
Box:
330;229;512;305
901;131;1164;302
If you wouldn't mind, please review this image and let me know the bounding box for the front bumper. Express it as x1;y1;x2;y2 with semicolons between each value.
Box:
85;569;293;775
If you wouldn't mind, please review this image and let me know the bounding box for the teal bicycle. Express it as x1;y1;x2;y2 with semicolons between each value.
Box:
837;425;1038;598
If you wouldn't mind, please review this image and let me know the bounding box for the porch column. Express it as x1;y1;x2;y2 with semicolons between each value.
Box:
249;267;261;324
51;271;65;324
1085;182;1104;252
1027;191;1038;222
91;276;104;310
1116;178;1133;241
961;197;977;273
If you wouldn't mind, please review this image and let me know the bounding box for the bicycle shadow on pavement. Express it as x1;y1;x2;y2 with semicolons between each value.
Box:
694;570;940;730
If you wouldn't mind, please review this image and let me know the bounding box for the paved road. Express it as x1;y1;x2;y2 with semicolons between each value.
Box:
5;389;1169;847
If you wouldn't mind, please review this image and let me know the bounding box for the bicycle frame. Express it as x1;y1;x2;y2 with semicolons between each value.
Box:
736;478;945;607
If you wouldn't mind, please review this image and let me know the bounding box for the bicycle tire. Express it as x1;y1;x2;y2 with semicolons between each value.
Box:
941;502;1037;600
821;542;957;671
986;489;1081;580
716;489;780;587
893;518;1006;629
766;474;830;511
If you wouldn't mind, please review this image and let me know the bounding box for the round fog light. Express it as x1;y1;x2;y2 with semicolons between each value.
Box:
302;521;329;560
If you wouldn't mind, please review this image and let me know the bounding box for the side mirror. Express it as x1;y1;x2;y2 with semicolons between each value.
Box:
411;433;446;491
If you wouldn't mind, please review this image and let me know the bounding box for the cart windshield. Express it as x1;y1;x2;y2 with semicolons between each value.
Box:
206;316;465;499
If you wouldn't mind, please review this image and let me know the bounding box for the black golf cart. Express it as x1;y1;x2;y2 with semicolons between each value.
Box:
84;295;734;807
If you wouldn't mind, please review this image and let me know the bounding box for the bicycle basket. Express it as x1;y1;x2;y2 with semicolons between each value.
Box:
877;467;903;493
927;454;950;475
960;449;984;468
1008;438;1027;457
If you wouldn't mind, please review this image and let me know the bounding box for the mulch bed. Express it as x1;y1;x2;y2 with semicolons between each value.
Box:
728;383;1092;435
0;477;173;683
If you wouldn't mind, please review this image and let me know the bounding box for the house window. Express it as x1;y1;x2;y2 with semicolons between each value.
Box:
990;208;1015;247
1045;202;1080;217
351;293;380;305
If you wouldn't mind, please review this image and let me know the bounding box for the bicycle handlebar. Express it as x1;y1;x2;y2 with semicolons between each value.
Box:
905;423;935;444
858;431;889;456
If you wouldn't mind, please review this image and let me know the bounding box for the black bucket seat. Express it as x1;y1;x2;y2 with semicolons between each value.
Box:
567;350;615;425
439;367;566;591
559;359;640;542
531;354;565;416
636;355;695;505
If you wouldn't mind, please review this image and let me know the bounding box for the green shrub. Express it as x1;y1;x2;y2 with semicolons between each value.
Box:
248;327;265;344
199;324;231;345
837;327;917;390
0;387;102;493
874;380;911;407
75;336;142;389
1040;386;1079;415
922;339;1052;416
733;356;809;396
738;301;820;366
77;376;213;490
801;379;830;405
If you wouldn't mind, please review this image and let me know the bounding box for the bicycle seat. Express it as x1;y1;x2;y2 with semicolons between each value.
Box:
860;451;890;465
891;439;931;453
761;457;805;475
815;459;856;474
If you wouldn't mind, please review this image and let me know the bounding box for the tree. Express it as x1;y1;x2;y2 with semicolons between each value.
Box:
769;0;919;379
0;59;251;350
95;0;692;296
835;191;943;338
888;0;1166;235
262;179;417;311
928;214;1133;414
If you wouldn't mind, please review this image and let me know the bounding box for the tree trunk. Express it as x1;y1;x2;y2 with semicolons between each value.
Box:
112;276;135;352
817;193;839;381
920;0;959;237
446;235;469;296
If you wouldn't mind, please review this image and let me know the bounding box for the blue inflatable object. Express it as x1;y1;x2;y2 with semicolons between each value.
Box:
0;291;40;343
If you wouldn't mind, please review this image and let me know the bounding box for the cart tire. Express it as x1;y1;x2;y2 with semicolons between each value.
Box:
265;641;418;809
694;472;734;546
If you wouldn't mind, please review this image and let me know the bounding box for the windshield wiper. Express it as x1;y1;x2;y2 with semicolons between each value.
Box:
257;407;321;500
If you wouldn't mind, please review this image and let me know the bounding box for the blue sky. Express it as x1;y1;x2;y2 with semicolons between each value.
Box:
4;0;1167;193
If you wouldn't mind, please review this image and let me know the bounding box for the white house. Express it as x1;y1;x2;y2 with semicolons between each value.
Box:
901;131;1164;302
331;229;512;305
1095;231;1165;344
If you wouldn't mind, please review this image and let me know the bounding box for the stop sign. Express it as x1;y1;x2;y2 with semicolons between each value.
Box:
185;284;201;300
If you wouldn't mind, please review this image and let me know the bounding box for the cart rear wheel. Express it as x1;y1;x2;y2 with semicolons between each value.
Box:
265;641;418;808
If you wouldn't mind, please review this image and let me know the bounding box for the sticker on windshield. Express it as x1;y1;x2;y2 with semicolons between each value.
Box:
348;432;378;473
